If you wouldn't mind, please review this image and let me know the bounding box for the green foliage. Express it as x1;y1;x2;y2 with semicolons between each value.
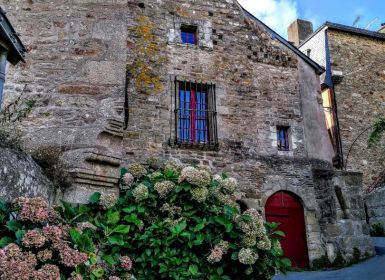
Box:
63;163;291;280
370;223;385;237
368;118;385;148
0;162;290;279
311;255;330;270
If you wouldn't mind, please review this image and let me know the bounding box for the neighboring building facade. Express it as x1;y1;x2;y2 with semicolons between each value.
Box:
290;20;385;189
1;0;374;266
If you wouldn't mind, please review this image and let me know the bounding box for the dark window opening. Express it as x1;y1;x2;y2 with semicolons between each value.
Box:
277;126;290;151
138;3;145;8
181;25;198;45
208;11;214;16
174;79;218;149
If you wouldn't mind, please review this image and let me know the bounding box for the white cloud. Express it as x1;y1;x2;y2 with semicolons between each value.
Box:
237;0;298;38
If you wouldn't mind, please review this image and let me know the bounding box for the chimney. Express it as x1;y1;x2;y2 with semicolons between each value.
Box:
288;19;313;47
378;23;385;33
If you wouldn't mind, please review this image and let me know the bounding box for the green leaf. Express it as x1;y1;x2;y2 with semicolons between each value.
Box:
103;254;117;266
107;235;124;246
15;229;25;242
106;211;120;225
194;222;205;232
241;214;252;222
193;234;204;246
120;167;128;177
6;220;22;232
189;264;198;275
170;220;187;235
113;225;130;234
281;257;292;267
69;228;82;244
91;268;104;278
122;205;136;213
274;230;286;237
61;200;76;218
90;192;101;204
124;213;139;224
231;252;238;260
0;236;13;248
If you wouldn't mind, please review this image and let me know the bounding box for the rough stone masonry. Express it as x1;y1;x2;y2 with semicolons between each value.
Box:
0;0;374;265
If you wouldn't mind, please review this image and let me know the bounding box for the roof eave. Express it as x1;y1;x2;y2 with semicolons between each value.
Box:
300;21;385;48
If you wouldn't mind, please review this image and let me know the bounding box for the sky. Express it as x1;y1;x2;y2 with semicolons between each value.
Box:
237;0;384;38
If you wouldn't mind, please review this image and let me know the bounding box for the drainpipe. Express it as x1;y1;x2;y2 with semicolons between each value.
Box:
0;50;7;110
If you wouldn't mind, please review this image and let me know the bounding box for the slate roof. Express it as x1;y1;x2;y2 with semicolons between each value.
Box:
0;7;26;65
239;6;325;75
300;21;385;48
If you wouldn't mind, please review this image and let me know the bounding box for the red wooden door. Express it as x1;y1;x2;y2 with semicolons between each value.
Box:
265;191;309;268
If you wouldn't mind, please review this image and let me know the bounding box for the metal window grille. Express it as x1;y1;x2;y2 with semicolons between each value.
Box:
277;126;290;151
174;78;218;149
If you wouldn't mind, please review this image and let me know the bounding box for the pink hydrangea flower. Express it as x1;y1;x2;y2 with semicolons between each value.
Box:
19;197;49;223
119;255;133;271
59;245;88;267
22;230;46;248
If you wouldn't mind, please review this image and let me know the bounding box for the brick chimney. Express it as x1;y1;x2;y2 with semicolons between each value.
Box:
288;19;313;46
378;23;385;33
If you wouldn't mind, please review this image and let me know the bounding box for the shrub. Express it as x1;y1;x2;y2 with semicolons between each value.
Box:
0;162;291;279
0;197;88;280
370;223;385;237
59;162;291;280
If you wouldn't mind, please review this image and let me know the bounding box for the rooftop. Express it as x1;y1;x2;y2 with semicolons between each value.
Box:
300;21;385;47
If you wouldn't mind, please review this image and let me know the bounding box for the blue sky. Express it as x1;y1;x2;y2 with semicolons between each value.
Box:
237;0;384;38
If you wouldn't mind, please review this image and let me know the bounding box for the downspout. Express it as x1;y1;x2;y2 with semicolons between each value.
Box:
0;50;7;110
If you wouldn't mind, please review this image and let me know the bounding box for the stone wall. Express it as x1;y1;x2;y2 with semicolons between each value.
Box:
0;147;55;202
328;30;385;188
1;0;129;202
313;169;375;261
366;185;385;228
0;0;365;266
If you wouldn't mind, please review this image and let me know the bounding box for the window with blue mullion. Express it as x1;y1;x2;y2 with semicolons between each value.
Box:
181;26;197;45
178;89;208;144
277;126;290;151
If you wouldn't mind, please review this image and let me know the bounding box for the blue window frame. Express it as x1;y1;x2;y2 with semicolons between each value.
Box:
174;80;218;149
181;26;197;45
277;126;290;151
178;86;208;144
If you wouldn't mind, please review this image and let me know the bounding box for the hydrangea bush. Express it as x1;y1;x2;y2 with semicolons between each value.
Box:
0;160;290;279
0;197;88;279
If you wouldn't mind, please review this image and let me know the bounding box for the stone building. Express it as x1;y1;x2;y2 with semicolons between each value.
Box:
289;20;385;189
1;0;374;267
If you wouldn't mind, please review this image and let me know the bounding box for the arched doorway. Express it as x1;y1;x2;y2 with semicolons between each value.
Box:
265;191;309;268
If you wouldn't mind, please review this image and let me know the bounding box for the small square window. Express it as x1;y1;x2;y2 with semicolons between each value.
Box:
181;25;198;45
277;126;290;151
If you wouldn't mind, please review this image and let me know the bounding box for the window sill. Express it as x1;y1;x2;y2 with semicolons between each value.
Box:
169;140;219;151
168;42;213;51
277;150;293;156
